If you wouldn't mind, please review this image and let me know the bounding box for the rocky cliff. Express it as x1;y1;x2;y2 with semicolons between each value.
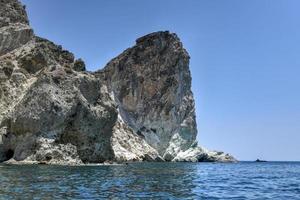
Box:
0;0;235;164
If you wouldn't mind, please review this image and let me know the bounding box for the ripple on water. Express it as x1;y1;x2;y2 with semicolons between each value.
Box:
0;162;300;199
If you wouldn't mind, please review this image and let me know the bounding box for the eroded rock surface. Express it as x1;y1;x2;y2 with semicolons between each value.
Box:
0;0;33;56
0;0;236;164
97;32;197;161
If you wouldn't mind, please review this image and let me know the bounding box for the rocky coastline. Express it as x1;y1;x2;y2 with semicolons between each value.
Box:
0;0;236;164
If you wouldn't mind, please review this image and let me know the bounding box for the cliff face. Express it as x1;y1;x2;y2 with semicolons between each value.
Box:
97;32;197;161
0;0;33;56
0;0;235;164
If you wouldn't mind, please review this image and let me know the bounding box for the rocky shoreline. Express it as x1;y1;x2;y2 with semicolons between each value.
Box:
0;0;236;164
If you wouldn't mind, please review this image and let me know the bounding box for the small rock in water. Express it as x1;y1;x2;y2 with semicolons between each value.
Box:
255;159;267;162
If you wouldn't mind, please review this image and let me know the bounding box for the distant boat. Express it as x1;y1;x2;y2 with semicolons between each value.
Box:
255;159;267;162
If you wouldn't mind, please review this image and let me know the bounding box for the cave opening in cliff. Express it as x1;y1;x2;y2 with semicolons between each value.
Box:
5;149;14;160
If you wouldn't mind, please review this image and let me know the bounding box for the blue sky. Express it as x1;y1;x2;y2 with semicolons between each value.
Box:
21;0;300;161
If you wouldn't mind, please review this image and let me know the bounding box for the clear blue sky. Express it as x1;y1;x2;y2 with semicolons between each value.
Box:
21;0;300;161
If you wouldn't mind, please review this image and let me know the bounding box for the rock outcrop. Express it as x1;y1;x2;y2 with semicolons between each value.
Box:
0;0;236;164
0;0;33;56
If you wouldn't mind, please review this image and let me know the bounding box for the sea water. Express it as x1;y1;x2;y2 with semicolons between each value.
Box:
0;162;299;199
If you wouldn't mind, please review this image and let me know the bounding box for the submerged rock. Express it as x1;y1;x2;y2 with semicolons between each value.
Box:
0;0;236;164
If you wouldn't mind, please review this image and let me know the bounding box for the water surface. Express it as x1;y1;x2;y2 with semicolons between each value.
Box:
0;162;299;199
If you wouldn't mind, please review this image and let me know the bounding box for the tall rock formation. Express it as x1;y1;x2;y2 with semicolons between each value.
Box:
0;0;235;164
97;32;197;161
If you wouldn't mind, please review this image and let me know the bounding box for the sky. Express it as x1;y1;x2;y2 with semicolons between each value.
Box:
20;0;300;161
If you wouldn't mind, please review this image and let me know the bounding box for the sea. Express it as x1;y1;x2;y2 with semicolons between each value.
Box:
0;162;299;199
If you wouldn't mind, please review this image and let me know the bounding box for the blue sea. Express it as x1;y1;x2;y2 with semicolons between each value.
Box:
0;162;299;199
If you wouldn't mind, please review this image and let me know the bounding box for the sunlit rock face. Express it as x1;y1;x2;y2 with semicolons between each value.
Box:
97;31;197;161
0;0;33;56
0;0;235;164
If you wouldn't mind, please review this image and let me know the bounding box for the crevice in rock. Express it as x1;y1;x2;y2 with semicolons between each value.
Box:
5;149;14;160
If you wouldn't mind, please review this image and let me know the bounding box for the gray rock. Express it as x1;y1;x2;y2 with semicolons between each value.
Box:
0;0;30;27
0;0;236;164
97;31;197;161
0;0;33;55
173;145;237;162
